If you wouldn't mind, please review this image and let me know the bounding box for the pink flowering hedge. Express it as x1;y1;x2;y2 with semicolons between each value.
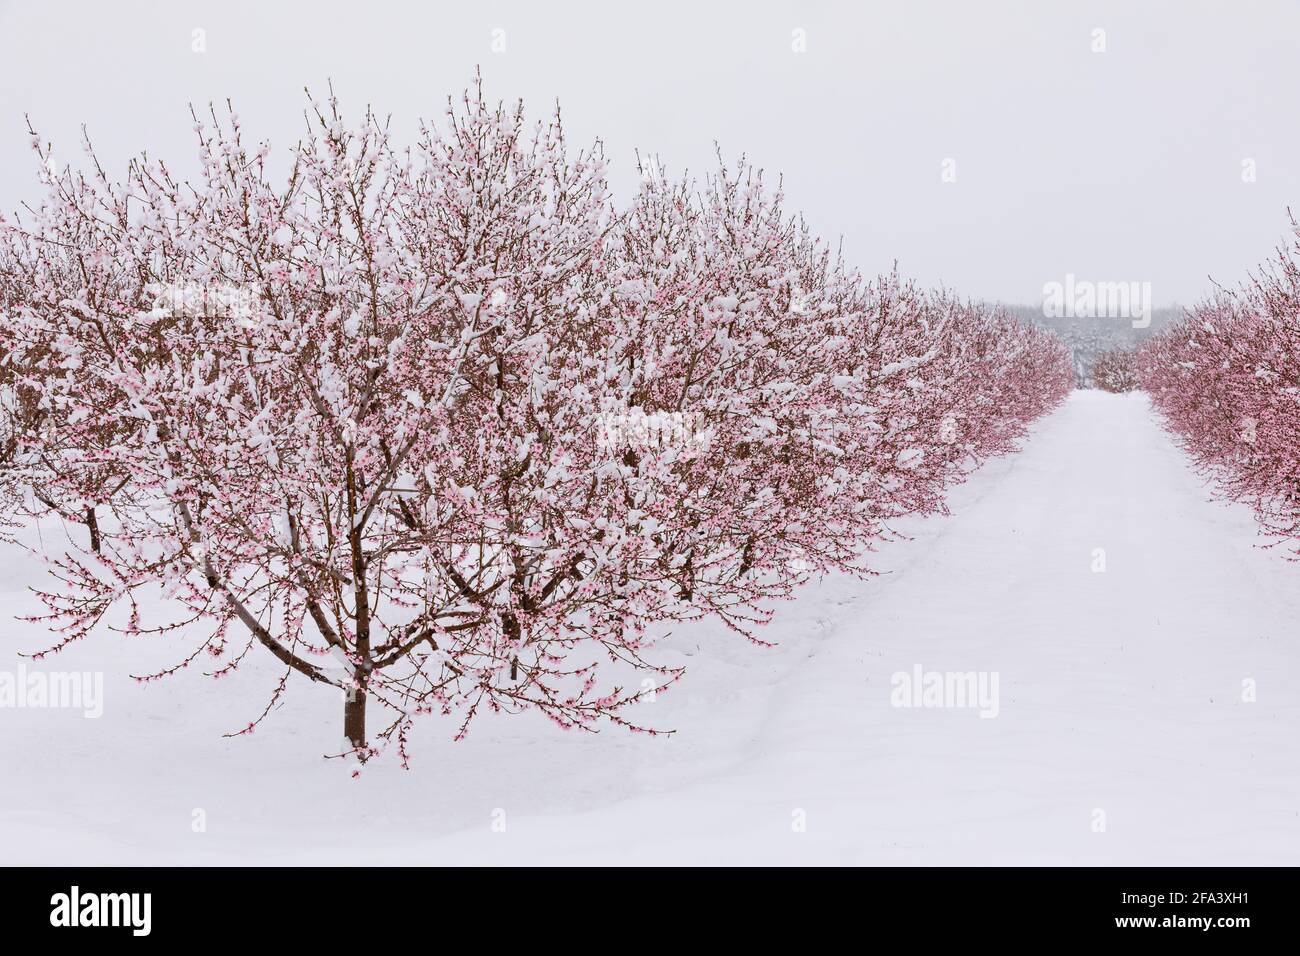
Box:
0;82;1072;763
1139;221;1300;557
1092;347;1140;393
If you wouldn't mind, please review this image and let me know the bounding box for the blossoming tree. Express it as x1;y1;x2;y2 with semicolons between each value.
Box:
1;82;1073;764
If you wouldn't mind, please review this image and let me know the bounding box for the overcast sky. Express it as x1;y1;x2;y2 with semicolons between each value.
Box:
2;0;1296;307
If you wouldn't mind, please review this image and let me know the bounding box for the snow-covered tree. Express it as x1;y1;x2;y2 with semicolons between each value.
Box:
1092;346;1141;392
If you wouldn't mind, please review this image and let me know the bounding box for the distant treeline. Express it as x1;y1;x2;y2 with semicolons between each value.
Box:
999;305;1185;388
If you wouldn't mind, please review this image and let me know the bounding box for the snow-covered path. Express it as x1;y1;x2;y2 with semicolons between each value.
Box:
3;391;1299;864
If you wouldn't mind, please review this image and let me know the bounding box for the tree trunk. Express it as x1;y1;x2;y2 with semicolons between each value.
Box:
502;610;521;680
344;685;366;755
342;453;371;758
85;505;101;554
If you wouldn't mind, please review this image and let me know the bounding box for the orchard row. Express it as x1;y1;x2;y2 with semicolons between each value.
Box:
0;81;1072;762
1140;222;1300;559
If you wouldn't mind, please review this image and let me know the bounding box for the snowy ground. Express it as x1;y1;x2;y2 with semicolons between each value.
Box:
3;390;1299;865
